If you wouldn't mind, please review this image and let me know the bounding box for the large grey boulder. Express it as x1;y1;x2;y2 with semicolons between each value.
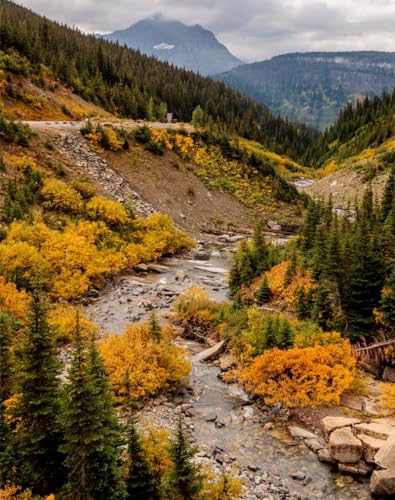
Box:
355;422;394;441
374;434;395;469
193;341;225;363
329;427;363;463
370;469;395;497
288;425;317;440
322;416;360;438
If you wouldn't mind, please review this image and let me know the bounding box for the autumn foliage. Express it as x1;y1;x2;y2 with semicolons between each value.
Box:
241;334;356;407
100;322;191;400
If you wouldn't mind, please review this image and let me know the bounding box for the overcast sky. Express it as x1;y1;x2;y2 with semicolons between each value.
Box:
18;0;395;61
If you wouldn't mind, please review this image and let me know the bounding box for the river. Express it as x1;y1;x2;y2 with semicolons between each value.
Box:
85;242;371;499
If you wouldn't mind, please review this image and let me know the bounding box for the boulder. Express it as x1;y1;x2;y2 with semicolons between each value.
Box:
135;263;148;272
192;341;225;363
338;461;369;476
355;422;394;441
318;448;337;465
305;438;326;453
374;434;395;469
219;353;235;372
288;426;317;441
358;434;388;463
329;427;363;463
383;367;395;383
370;469;395;497
267;220;282;231
322;416;360;437
193;250;210;261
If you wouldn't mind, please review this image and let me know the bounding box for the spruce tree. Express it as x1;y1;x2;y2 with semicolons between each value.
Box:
125;414;159;500
381;167;395;222
12;291;65;495
164;416;203;500
0;400;13;487
61;321;126;500
252;221;270;274
380;265;395;330
0;313;15;402
148;312;162;342
256;276;270;305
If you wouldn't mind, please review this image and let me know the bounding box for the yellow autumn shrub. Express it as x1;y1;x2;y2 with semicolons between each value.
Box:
41;178;84;213
0;485;33;500
86;196;131;226
241;338;356;407
140;427;172;481
48;304;99;342
379;383;395;413
0;276;30;320
200;468;243;500
100;322;190;400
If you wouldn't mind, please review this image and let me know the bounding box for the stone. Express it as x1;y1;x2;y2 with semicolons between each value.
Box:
219;353;235;372
290;471;306;481
267;220;282;231
374;433;395;469
370;469;395;497
338;461;369;476
175;270;185;281
358;434;388;463
193;250;210;261
355;422;394;441
383;366;395;383
192;341;225;363
288;425;317;440
322;416;360;437
203;410;217;422
135;263;148;272
318;448;337;465
304;438;326;453
253;485;267;499
329;427;363;463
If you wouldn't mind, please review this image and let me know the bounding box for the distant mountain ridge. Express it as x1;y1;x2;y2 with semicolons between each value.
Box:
104;16;242;76
216;51;395;131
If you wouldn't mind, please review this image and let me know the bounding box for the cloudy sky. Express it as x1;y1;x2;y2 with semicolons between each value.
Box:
18;0;395;61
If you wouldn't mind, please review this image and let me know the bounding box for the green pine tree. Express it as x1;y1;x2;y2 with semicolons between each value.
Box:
252;221;270;274
164;416;203;500
0;313;15;402
12;291;65;495
148;312;162;342
0;400;13;487
61;319;126;500
125;414;159;500
256;276;270;305
380;265;395;330
191;105;204;128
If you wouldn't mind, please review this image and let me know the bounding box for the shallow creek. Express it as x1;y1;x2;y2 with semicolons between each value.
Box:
86;244;370;499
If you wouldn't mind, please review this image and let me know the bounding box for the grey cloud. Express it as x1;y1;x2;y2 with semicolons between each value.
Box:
18;0;395;61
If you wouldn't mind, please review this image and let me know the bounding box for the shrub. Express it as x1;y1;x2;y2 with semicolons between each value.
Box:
241;337;356;407
41;178;84;213
86;196;131;227
379;383;395;413
100;322;190;400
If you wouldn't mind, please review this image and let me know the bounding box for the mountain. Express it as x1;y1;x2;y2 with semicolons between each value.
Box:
216;52;395;131
0;1;318;161
104;16;242;76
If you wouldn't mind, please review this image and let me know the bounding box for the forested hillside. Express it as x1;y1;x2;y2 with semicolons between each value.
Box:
0;0;317;161
216;52;395;131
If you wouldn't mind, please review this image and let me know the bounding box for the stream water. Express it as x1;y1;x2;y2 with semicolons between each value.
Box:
86;243;371;499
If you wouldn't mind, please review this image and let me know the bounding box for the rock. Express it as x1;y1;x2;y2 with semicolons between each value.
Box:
383;366;395;383
358;434;388;463
338;461;369;476
203;410;217;422
304;438;326;453
288;425;317;440
329;427;363;463
253;485;267;499
219;353;235;372
267;220;282;231
87;288;99;298
135;263;148;272
290;471;306;481
175;270;185;281
318;448;337;465
355;422;394;441
192;341;225;363
193;250;210;261
370;469;395;497
374;433;395;469
147;263;170;273
215;418;226;429
322;416;360;437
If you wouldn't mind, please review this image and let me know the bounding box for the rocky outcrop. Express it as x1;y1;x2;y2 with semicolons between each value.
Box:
329;427;363;463
192;341;225;363
322;416;360;437
374;434;395;469
55;134;155;216
370;469;395;497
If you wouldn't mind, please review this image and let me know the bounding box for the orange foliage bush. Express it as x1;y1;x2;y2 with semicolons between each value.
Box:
241;336;356;407
100;322;190;400
86;196;131;226
41;178;84;213
0;276;30;320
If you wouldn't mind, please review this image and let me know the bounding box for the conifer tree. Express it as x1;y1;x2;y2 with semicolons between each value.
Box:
252;221;270;274
61;319;126;500
381;167;395;222
256;276;270;305
125;414;159;500
148;312;162;342
164;416;202;500
0;313;15;402
13;291;65;495
0;400;13;487
380;265;395;330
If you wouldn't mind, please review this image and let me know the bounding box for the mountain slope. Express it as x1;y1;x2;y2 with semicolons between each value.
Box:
0;1;317;162
216;52;395;131
105;16;242;76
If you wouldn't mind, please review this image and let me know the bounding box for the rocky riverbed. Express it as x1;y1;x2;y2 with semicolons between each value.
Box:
85;242;372;499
